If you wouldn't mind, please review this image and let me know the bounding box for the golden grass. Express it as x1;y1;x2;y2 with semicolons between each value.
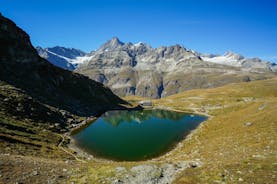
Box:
152;78;277;183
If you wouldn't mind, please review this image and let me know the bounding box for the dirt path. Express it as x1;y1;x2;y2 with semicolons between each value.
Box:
57;134;86;163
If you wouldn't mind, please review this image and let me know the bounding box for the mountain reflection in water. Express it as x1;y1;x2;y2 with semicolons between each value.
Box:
102;110;185;126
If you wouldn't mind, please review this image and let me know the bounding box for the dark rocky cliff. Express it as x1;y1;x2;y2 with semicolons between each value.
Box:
0;13;127;120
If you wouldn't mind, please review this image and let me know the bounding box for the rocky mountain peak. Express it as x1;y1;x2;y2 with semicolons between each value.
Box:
111;36;122;44
99;37;124;52
224;51;244;60
76;39;276;99
166;44;185;53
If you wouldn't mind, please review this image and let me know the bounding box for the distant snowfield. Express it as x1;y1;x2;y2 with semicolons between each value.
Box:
201;55;243;67
200;51;277;72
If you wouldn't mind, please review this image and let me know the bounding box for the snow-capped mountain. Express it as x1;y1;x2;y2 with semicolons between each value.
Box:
75;37;276;98
37;37;276;98
36;46;86;70
98;37;124;52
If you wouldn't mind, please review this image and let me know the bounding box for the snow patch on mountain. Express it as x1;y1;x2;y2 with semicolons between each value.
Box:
36;46;86;70
200;51;276;72
200;51;244;67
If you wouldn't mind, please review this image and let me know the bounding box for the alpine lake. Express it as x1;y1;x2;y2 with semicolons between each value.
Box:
72;109;207;161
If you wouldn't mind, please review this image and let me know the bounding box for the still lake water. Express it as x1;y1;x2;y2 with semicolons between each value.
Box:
72;109;207;161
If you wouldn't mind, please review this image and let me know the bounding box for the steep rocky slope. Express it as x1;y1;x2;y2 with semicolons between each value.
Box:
76;37;277;98
0;14;127;118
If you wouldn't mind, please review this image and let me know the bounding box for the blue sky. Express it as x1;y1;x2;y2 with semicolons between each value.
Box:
1;0;277;62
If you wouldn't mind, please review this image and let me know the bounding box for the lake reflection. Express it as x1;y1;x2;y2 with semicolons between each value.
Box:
102;110;185;126
72;109;207;161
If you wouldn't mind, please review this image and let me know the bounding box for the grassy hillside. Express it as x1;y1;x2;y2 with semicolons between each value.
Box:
154;78;277;183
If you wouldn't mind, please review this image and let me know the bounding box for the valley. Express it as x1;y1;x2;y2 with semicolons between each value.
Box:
0;12;276;184
1;77;276;184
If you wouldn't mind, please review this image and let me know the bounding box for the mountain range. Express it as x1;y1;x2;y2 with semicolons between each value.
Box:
37;37;277;98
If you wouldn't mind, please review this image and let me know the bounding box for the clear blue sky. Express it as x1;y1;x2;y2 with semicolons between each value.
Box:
1;0;277;62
